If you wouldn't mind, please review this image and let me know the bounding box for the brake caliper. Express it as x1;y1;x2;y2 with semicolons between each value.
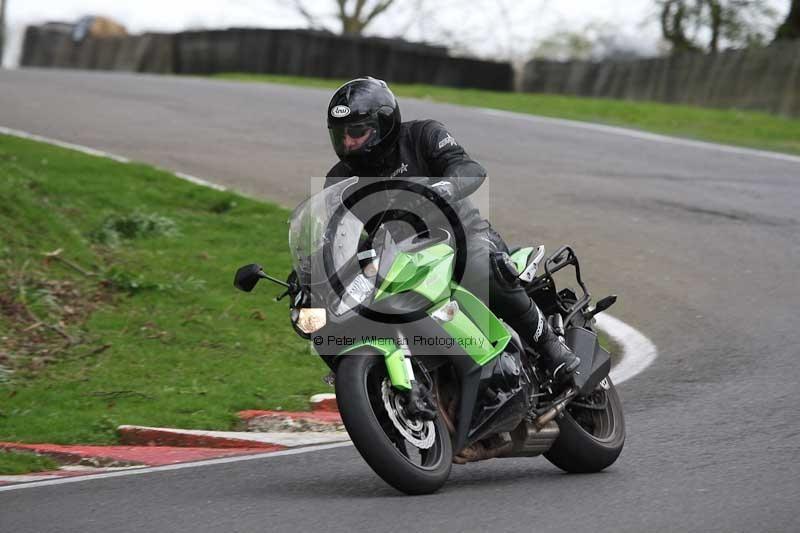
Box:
404;380;437;421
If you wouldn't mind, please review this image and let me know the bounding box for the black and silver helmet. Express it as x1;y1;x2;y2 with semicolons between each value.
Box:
327;77;401;170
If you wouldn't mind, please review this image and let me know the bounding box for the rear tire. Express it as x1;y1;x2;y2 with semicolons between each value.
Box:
335;352;453;495
544;377;625;473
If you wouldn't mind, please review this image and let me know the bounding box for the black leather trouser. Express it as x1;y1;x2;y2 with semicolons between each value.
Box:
457;227;544;345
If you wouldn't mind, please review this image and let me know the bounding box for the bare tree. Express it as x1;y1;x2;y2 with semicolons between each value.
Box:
533;28;596;61
531;20;645;62
293;0;397;35
660;0;701;52
285;0;556;63
393;0;551;62
774;0;800;40
656;0;779;53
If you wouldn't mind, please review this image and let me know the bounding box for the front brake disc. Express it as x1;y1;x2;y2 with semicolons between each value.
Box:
381;379;435;449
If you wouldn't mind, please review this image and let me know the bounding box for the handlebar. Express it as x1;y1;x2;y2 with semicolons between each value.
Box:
533;246;593;325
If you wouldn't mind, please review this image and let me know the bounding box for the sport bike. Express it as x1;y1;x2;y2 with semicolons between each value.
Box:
234;177;625;494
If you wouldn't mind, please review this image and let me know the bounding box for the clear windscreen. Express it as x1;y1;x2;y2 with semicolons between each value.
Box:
288;177;363;287
288;177;456;316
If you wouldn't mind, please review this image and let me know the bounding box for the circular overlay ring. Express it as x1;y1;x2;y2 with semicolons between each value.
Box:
322;179;467;324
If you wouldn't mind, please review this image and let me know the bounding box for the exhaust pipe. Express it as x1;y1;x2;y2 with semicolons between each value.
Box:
534;387;577;429
535;400;568;429
499;419;560;457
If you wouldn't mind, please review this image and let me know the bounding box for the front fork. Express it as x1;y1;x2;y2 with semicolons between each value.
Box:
339;339;435;419
396;338;437;420
383;344;413;391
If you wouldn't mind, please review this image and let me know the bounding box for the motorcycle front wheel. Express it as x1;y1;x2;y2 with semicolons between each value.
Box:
335;352;453;495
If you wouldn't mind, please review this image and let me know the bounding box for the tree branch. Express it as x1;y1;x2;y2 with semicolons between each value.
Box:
362;0;396;27
707;0;722;52
354;0;369;20
293;0;322;28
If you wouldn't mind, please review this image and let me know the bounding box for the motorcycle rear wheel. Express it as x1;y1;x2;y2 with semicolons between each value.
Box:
335;352;453;495
544;376;625;473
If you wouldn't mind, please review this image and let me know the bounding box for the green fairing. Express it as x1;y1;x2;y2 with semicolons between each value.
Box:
374;243;454;304
440;285;512;366
339;341;411;390
510;247;534;273
344;243;510;384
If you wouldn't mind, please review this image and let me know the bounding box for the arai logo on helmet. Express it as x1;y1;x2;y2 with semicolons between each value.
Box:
331;105;351;118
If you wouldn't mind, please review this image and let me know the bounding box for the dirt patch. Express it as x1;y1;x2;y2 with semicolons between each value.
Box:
0;256;112;378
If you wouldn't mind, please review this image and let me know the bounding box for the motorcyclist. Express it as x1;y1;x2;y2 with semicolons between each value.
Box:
324;77;581;389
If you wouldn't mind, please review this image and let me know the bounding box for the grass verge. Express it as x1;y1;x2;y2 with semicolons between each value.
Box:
0;450;59;475
0;134;327;444
215;73;800;156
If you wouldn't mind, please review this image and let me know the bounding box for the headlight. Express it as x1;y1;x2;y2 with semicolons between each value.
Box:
296;308;327;333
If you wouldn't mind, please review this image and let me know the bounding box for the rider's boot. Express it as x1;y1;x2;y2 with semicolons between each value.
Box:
520;301;581;386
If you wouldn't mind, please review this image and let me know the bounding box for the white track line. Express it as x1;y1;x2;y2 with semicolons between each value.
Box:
118;425;350;447
174;171;227;191
0;442;353;492
0;126;222;190
479;108;800;165
0;126;131;163
597;313;658;384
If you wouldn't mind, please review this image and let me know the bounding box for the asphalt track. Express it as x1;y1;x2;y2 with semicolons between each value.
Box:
1;69;799;532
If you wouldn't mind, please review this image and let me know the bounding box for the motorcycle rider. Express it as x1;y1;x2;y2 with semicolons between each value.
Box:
324;77;581;392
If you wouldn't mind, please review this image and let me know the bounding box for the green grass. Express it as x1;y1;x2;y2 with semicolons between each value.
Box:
215;73;800;156
0;450;59;475
0;134;328;444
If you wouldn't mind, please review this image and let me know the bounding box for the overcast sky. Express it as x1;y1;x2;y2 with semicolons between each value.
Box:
3;0;790;66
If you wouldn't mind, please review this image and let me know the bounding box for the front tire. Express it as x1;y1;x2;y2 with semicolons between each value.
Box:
544;377;625;473
335;352;453;495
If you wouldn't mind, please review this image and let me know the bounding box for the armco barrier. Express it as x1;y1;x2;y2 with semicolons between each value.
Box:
522;42;800;117
20;26;514;91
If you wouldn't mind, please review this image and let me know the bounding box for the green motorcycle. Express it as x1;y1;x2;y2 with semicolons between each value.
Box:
234;177;625;495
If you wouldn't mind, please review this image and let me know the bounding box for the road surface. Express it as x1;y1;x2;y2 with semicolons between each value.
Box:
1;69;798;532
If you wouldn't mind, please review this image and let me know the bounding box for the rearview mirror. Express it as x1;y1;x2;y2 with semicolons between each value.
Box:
587;294;617;318
595;295;617;314
234;263;264;292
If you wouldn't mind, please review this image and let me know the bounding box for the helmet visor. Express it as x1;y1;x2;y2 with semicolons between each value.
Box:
329;118;382;159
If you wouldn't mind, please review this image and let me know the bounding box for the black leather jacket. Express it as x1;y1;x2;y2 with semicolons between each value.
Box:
325;120;490;235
